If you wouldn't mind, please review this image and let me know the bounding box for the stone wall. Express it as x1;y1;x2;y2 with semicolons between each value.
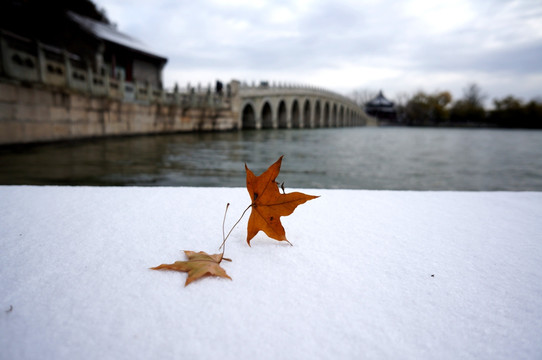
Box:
0;81;240;145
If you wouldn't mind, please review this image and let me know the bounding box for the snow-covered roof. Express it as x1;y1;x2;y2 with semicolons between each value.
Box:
366;90;394;108
67;11;167;62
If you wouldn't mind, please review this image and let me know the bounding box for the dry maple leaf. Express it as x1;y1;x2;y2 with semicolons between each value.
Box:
150;250;231;286
245;155;318;245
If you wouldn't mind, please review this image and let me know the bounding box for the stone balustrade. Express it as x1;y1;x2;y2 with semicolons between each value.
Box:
0;30;231;110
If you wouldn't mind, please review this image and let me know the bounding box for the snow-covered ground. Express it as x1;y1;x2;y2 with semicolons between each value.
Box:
1;186;541;359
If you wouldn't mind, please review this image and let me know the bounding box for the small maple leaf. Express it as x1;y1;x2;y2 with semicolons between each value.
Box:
150;250;232;286
245;155;318;245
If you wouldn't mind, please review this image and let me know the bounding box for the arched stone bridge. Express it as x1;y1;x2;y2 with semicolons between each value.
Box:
238;83;369;129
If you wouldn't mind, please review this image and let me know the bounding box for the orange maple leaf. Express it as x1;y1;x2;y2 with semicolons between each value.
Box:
245;155;318;245
150;250;232;286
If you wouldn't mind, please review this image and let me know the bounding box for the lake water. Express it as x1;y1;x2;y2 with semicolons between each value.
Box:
1;127;542;190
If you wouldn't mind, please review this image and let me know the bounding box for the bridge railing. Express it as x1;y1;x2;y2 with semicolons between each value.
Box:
238;80;360;109
0;30;233;110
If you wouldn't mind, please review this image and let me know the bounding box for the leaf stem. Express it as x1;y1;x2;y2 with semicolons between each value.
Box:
219;203;252;253
220;203;230;259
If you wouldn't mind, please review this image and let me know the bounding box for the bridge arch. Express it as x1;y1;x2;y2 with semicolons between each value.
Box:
323;102;330;127
338;106;344;127
314;100;321;127
291;99;300;128
261;101;273;129
331;104;337;127
242;103;256;129
278;100;288;128
303;99;311;128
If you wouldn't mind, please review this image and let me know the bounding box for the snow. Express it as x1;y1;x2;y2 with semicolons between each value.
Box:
1;186;541;359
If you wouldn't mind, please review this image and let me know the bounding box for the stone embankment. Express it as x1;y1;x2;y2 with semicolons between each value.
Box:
0;30;370;145
0;31;240;145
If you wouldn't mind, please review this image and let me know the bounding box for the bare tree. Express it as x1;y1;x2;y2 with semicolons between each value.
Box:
450;83;487;124
462;83;487;108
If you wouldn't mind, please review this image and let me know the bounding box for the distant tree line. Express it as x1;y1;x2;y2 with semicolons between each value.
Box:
353;84;542;129
488;96;542;129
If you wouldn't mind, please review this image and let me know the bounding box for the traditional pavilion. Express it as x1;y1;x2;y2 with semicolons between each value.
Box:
365;91;397;121
0;1;167;89
67;12;167;88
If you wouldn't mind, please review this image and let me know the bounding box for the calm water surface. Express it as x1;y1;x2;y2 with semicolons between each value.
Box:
1;127;542;190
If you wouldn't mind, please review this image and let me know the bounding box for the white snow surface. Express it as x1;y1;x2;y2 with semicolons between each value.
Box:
1;186;542;359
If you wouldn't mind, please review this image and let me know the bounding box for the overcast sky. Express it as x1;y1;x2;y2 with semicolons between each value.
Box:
96;0;542;103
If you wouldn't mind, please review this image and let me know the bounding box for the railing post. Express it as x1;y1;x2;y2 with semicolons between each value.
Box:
104;69;110;97
207;83;212;106
36;41;46;84
119;71;125;99
63;50;73;89
0;33;10;76
174;83;180;105
87;62;94;94
190;87;197;107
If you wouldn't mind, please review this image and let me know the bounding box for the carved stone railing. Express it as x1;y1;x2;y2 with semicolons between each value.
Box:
238;80;360;109
0;30;233;109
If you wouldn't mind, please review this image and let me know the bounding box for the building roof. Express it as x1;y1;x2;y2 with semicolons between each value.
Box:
366;91;394;108
67;11;167;62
